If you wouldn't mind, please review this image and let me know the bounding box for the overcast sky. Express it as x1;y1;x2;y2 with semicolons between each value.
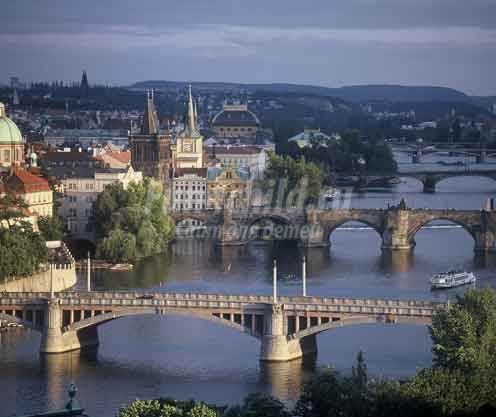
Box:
2;0;495;95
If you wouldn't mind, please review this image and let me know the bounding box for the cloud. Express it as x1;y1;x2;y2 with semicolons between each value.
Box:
3;24;496;55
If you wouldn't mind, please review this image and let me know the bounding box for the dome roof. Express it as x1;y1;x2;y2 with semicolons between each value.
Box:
0;103;24;145
212;103;260;127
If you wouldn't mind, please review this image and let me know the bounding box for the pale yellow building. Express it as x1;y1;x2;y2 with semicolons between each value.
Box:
207;167;251;210
172;86;203;169
1;168;53;217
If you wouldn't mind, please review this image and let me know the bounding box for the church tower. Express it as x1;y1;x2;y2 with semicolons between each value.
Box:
129;90;172;192
172;85;203;169
80;70;89;98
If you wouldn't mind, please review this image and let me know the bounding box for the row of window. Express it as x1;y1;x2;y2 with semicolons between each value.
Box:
67;182;95;191
218;127;255;132
174;203;206;210
174;194;206;200
68;208;94;217
175;185;206;191
66;195;95;203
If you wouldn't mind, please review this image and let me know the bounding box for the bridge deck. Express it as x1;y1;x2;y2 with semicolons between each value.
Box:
0;292;445;317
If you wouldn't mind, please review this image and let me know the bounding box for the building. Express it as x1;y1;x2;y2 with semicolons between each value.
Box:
172;86;204;169
53;165;142;240
0;102;25;171
206;145;267;179
42;151;103;169
207;167;251;210
96;148;131;169
1;168;53;217
287;128;337;148
171;168;208;211
211;102;260;139
129;91;172;190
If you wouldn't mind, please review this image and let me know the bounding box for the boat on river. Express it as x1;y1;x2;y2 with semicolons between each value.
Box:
430;269;476;289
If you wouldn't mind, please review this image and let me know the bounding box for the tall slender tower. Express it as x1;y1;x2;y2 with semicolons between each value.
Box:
80;71;89;98
172;85;203;169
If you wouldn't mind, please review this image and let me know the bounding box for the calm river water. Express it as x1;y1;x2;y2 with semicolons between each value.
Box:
2;165;496;416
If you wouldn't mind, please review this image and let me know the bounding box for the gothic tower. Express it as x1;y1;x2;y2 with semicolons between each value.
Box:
172;85;203;169
80;70;89;98
129;90;172;193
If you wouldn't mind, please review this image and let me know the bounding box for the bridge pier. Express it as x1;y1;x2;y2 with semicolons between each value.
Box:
40;299;99;354
260;304;317;362
474;231;496;253
381;209;415;251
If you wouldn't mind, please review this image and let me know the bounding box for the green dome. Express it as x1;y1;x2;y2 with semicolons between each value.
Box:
0;103;24;145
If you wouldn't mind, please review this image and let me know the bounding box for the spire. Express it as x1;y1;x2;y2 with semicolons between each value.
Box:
142;89;159;135
193;100;198;131
187;84;195;133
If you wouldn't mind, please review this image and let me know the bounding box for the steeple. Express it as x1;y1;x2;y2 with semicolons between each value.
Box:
187;84;195;133
193;100;198;130
181;84;200;138
80;70;89;98
142;89;159;135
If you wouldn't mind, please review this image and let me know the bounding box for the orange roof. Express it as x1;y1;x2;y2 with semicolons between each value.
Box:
5;168;51;194
107;151;131;164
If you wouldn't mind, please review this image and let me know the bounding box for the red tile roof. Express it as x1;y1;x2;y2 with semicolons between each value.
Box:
5;168;51;194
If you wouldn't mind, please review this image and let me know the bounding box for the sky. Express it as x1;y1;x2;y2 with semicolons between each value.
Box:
1;0;495;95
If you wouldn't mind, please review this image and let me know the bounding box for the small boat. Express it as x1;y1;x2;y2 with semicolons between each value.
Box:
430;269;476;289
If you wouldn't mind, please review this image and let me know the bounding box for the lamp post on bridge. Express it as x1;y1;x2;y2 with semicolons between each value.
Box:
273;259;277;304
87;252;91;292
302;255;307;297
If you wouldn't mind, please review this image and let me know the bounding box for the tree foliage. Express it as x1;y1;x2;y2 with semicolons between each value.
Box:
94;178;175;263
284;130;397;174
38;215;64;241
118;399;219;417
0;221;48;281
264;154;324;204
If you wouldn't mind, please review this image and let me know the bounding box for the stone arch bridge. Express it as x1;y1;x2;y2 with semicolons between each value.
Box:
170;207;496;252
0;291;444;361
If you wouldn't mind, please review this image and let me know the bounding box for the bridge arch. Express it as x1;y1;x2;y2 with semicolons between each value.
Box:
324;219;383;243
289;314;431;340
62;308;262;340
434;174;496;191
244;214;301;243
407;217;476;247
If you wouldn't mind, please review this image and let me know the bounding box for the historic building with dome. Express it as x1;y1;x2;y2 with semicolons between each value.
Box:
211;102;260;139
0;102;25;171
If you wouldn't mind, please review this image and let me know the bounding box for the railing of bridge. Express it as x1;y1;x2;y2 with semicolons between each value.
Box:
0;291;446;310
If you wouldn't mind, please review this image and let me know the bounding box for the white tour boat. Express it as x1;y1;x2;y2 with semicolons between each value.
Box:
430;269;476;289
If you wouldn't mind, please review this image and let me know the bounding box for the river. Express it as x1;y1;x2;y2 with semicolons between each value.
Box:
1;167;496;416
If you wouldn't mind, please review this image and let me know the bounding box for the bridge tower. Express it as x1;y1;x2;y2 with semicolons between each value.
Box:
381;207;414;251
260;304;317;361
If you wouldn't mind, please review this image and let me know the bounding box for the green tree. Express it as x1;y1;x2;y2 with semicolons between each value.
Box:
118;399;219;417
93;178;175;263
0;221;48;281
96;228;136;263
227;393;289;417
430;288;496;373
38;215;64;241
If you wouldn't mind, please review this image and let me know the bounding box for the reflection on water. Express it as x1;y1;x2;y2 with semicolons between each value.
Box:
2;177;496;416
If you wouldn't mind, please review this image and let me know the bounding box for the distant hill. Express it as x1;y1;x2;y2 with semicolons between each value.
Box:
130;81;471;103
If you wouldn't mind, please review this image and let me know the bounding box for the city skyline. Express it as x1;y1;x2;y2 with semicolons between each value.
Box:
2;0;496;95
